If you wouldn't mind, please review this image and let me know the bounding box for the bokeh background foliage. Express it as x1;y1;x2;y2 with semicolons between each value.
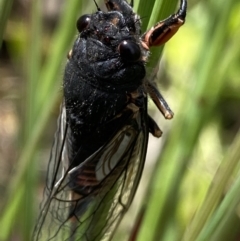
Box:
0;0;240;241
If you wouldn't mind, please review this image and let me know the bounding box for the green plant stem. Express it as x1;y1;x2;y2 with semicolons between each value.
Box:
185;130;240;241
21;1;42;239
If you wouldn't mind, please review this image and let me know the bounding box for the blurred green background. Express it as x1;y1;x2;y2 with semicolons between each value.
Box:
0;0;240;241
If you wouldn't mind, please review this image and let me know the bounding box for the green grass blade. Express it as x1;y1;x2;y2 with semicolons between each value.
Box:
194;130;240;241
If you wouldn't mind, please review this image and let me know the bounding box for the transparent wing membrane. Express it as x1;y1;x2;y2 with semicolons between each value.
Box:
33;103;148;241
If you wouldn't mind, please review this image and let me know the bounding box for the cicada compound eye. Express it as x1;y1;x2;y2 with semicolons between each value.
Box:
118;40;141;62
76;14;91;32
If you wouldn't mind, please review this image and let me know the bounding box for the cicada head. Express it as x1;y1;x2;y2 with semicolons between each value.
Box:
67;3;148;89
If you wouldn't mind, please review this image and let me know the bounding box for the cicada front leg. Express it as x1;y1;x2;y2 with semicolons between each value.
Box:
142;0;187;121
141;0;187;48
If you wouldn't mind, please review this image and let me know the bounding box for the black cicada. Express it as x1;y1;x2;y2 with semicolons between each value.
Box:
33;0;187;240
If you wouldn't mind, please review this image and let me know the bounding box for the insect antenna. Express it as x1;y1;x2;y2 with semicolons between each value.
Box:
93;0;101;11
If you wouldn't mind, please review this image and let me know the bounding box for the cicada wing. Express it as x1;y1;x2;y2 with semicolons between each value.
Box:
33;101;148;241
67;119;148;241
33;103;70;241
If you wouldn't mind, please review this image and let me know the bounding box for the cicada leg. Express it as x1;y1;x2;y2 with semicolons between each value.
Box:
142;0;187;120
148;114;163;138
141;0;187;49
146;81;174;120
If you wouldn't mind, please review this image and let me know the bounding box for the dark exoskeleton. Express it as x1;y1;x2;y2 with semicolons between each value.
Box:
33;1;187;240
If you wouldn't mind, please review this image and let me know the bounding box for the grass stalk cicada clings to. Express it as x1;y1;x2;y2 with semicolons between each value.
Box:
33;0;187;240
